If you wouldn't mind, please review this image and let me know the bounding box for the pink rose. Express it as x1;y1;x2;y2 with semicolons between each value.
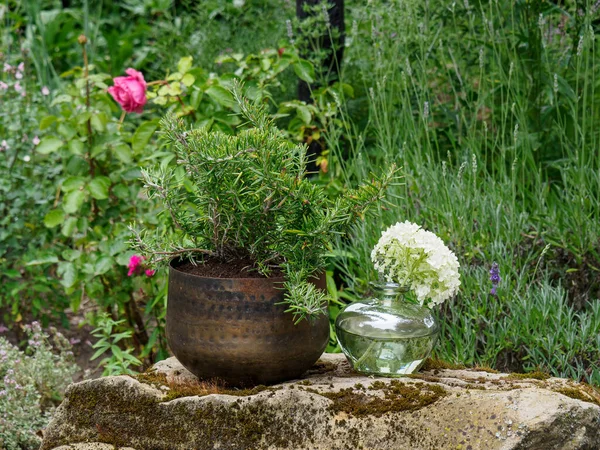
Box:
127;255;144;276
145;269;155;278
108;68;147;113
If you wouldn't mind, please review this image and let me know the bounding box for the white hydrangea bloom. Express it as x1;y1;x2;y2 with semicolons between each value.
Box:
371;221;461;306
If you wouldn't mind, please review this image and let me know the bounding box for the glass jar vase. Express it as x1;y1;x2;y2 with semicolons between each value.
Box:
335;283;439;376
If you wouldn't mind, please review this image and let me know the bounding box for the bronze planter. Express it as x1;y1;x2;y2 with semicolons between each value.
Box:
166;259;330;386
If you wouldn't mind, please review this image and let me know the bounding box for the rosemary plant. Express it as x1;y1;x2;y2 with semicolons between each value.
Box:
133;88;396;322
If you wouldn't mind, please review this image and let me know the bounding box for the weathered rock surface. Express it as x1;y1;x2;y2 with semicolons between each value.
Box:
41;354;600;450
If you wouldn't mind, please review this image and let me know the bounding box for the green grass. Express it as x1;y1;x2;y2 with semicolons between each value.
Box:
323;0;600;384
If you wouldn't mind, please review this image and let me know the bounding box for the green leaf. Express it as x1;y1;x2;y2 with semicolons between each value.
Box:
66;155;89;175
91;113;107;132
58;262;78;288
61;217;78;237
112;345;124;360
95;256;114;275
177;56;193;74
296;105;312;124
181;73;195;87
88;176;111;200
68;139;85;155
62;176;87;192
36;137;63;155
206;85;235;108
166;72;183;81
190;89;203;109
132;120;159;153
112;184;130;200
62;249;82;261
63;189;86;214
44;209;65;228
39;115;58;130
58;123;77;140
90;347;107;361
112;143;132;164
293;60;315;83
51;94;72;105
27;254;59;266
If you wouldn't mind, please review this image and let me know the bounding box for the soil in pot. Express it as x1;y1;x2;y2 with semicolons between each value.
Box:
176;256;283;279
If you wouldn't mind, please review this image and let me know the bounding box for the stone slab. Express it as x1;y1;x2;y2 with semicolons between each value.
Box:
41;354;600;450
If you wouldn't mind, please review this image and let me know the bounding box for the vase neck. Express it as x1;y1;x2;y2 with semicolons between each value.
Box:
371;282;410;304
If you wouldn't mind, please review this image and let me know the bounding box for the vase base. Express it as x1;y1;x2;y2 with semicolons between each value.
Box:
337;331;438;376
346;358;426;377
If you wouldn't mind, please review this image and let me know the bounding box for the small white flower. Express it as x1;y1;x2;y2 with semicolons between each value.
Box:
15;71;23;80
233;0;245;7
371;221;461;306
41;86;50;96
32;136;40;146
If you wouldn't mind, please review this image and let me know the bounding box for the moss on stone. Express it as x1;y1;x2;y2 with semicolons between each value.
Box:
554;386;600;407
49;379;319;450
506;371;550;381
422;358;466;371
322;380;447;417
134;372;280;402
472;365;500;374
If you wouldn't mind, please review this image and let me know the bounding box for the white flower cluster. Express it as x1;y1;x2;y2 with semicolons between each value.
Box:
371;221;461;306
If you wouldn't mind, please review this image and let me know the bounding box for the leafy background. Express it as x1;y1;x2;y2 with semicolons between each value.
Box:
1;0;600;447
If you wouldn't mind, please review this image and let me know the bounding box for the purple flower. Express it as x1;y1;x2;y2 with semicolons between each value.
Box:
489;262;500;296
0;324;8;333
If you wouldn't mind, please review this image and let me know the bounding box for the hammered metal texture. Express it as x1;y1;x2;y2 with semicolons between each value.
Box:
166;260;330;386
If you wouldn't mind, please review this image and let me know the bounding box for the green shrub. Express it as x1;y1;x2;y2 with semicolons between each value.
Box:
134;88;397;321
0;323;78;450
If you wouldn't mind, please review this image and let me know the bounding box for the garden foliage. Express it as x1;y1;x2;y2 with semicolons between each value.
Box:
0;323;77;450
0;0;599;390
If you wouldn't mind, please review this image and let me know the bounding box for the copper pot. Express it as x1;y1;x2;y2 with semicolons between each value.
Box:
166;259;329;386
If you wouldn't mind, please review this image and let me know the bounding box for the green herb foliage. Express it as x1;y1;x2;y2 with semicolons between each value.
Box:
134;87;397;322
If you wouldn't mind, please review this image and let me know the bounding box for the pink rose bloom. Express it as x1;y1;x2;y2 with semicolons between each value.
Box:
108;68;147;113
15;71;23;80
145;269;155;278
14;82;22;92
0;81;7;90
17;63;24;72
127;254;144;276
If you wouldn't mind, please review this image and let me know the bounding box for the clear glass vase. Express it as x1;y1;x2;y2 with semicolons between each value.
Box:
335;283;439;376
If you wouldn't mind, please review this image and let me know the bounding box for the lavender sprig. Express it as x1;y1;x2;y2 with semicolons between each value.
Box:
489;262;501;296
